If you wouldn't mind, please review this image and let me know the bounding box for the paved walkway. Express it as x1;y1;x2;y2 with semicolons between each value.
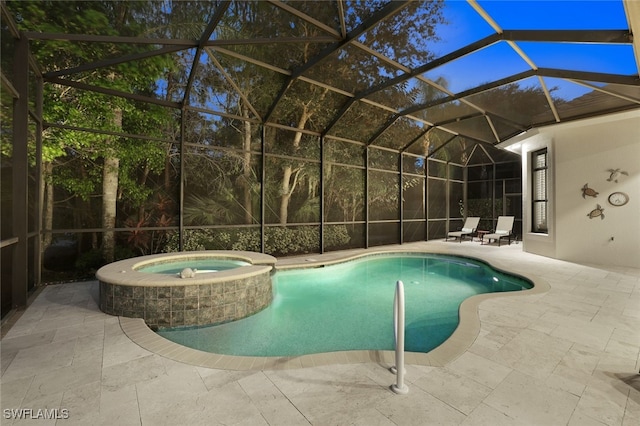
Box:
1;241;639;425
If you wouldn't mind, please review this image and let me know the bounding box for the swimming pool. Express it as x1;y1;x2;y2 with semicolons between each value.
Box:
157;254;532;356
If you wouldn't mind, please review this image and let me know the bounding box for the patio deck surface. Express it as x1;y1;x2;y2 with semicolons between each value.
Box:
1;240;639;425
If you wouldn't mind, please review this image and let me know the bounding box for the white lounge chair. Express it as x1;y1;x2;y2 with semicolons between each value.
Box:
446;217;480;243
482;216;515;246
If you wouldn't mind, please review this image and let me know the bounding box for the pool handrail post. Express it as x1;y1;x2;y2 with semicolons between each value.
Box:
391;280;409;394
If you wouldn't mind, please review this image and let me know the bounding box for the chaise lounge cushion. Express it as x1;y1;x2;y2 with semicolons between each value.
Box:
482;216;514;246
446;217;481;242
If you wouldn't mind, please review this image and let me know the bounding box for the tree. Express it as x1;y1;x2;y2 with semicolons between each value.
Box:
11;1;176;262
258;1;445;224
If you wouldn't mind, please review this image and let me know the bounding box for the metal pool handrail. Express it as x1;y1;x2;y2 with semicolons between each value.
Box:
391;280;409;394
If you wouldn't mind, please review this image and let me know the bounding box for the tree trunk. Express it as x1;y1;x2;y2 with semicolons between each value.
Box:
278;109;310;224
279;165;293;224
164;147;172;191
139;163;150;220
102;108;122;263
242;108;253;224
41;162;54;251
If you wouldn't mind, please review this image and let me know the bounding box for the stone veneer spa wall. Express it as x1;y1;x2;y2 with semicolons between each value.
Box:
97;251;276;329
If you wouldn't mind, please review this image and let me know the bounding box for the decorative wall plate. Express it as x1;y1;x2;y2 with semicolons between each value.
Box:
608;191;629;207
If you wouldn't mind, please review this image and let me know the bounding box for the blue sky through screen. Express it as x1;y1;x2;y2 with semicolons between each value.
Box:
150;1;637;129
476;0;629;30
420;0;637;99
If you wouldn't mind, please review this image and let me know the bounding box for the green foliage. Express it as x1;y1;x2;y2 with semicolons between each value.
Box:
467;198;510;231
164;225;351;256
232;230;262;252
72;244;137;276
10;0;178;221
114;245;137;261
74;248;104;275
467;198;505;218
164;230;209;253
164;228;260;253
53;163;99;201
182;194;236;226
73;245;136;277
7;1;462;263
264;227;317;255
323;225;351;250
121;194;177;255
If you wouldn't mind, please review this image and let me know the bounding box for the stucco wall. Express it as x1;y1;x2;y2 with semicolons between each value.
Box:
517;110;640;268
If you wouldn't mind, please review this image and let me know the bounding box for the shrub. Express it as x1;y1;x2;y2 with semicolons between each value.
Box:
74;248;105;275
163;225;351;256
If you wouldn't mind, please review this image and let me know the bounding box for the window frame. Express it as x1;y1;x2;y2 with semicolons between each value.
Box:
531;148;548;233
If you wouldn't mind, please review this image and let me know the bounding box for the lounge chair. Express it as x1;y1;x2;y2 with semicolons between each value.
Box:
446;217;480;243
482;216;515;246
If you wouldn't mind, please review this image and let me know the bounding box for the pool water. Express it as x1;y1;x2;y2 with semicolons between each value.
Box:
136;259;249;274
157;254;531;356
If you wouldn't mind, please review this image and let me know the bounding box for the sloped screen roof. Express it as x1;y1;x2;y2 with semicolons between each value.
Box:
6;0;639;159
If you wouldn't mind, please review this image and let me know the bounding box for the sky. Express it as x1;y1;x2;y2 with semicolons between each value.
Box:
421;0;636;99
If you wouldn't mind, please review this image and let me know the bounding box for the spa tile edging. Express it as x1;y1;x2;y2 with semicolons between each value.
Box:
96;250;277;287
100;271;272;328
97;251;277;328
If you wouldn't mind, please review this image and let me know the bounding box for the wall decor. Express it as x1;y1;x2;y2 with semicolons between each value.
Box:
606;168;628;183
581;183;598;198
608;191;629;207
587;204;605;220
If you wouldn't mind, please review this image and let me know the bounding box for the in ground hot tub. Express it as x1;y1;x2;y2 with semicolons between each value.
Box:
136;258;250;275
97;251;276;329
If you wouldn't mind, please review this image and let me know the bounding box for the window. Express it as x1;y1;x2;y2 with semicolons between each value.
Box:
531;148;548;233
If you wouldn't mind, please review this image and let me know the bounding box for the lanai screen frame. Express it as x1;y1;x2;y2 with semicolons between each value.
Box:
2;1;639;313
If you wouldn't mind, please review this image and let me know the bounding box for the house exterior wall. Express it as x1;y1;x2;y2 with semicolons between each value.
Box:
517;110;640;268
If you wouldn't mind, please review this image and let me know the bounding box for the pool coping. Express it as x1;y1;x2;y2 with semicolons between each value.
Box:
119;247;550;370
96;250;277;287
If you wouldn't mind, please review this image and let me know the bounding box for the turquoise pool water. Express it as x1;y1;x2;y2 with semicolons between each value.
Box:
136;259;249;274
157;254;532;356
